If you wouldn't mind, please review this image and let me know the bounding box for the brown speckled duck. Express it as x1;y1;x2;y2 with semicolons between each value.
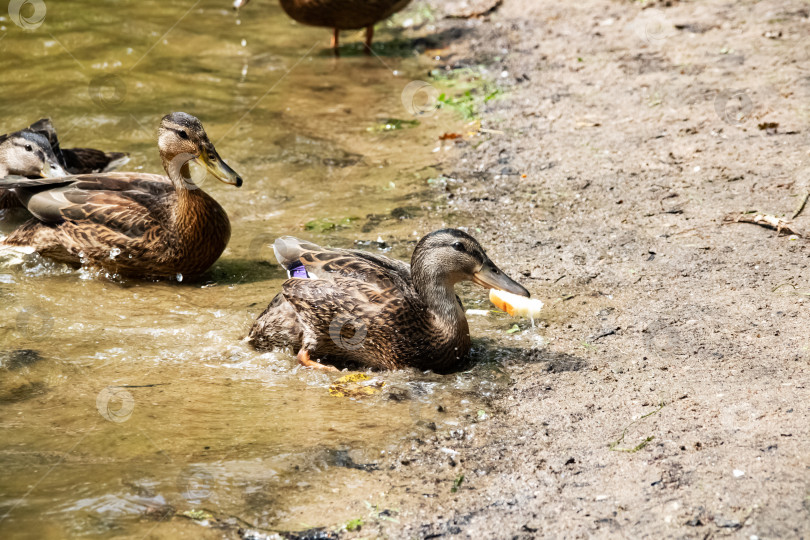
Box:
234;0;412;54
248;229;530;372
0;112;242;280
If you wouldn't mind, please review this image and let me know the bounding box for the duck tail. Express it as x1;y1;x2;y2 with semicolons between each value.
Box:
102;152;130;173
273;237;312;278
273;237;303;267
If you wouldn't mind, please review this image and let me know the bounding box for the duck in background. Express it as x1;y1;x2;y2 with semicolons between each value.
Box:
28;119;129;175
234;0;412;55
248;229;530;373
0;119;128;211
0;130;66;181
0;112;242;280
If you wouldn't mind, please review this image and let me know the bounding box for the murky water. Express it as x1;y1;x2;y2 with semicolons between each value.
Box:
0;1;529;537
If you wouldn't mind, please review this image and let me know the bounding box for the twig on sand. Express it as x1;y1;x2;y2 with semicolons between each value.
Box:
772;283;810;297
587;327;620;343
723;212;804;237
609;402;666;453
792;192;809;219
111;383;169;388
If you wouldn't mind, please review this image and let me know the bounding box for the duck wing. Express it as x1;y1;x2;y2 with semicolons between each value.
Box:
281;273;411;369
62;148;130;174
273;236;411;290
1;173;172;236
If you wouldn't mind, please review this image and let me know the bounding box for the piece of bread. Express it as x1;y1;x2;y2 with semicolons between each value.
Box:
489;289;544;318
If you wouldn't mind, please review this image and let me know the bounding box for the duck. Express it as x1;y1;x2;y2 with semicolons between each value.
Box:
27;118;130;176
0;112;242;280
1;119;128;210
0;130;67;210
247;229;530;372
234;0;412;55
0;130;66;179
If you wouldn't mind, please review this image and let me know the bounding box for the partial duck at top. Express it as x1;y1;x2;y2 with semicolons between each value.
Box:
234;0;412;55
248;229;530;372
0;112;242;280
27;118;129;176
1;119;128;210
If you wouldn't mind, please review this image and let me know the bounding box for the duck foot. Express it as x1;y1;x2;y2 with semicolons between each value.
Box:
297;349;338;371
331;28;340;57
364;25;374;55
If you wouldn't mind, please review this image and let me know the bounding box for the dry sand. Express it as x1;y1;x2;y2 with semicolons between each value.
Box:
358;0;810;538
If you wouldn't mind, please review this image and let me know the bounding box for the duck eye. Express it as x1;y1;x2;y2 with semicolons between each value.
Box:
451;241;466;252
24;144;33;152
178;131;190;140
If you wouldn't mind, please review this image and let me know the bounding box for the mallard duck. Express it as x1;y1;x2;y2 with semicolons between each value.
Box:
0;112;242;280
248;229;530;372
27;118;130;175
234;0;412;54
0;130;66;210
1;119;128;210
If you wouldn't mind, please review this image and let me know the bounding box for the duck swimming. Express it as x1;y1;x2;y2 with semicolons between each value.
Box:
0;131;65;179
0;130;66;210
0;112;242;280
248;229;530;372
1;119;128;210
234;0;412;54
27;118;129;175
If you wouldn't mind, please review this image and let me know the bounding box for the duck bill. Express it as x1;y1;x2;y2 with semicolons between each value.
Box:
472;259;531;297
41;162;68;179
198;147;242;187
233;0;250;10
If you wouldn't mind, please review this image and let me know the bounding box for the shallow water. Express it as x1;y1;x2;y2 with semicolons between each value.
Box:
0;1;531;537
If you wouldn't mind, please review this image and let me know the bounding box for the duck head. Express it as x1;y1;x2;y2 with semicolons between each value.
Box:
0;130;67;179
412;228;530;297
158;112;242;188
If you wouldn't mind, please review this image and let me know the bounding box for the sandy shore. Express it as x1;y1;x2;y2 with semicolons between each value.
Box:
353;0;810;537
